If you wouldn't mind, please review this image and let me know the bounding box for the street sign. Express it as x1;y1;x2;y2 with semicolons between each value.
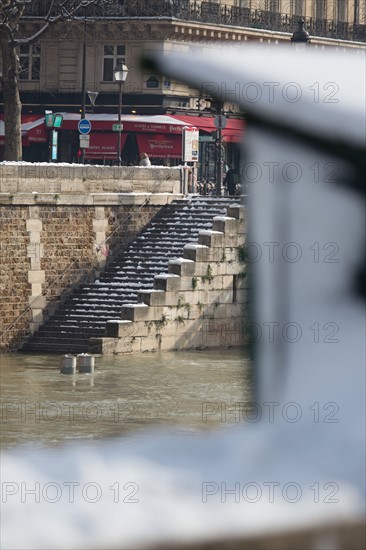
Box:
45;114;55;128
112;124;123;132
78;118;92;134
79;135;90;148
45;113;63;128
214;115;227;129
53;114;63;128
183;126;199;162
51;130;58;161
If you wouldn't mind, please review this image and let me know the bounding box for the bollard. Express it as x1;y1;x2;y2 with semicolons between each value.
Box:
60;354;76;375
77;353;95;374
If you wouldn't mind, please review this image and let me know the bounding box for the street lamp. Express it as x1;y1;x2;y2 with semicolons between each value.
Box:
291;19;311;45
113;61;129;166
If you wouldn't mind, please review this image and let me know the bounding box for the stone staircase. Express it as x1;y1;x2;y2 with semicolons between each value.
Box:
22;197;239;354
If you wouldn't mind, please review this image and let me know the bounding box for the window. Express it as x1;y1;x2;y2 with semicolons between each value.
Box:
314;0;327;19
337;0;347;22
103;45;125;82
19;44;40;81
268;0;280;11
146;76;159;88
291;0;304;16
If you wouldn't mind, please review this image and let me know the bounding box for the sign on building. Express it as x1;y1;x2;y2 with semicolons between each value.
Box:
182;126;199;162
79;135;90;149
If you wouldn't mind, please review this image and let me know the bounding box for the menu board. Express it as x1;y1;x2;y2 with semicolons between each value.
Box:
182;126;199;162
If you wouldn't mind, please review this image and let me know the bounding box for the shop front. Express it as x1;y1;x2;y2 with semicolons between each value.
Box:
0;113;245;172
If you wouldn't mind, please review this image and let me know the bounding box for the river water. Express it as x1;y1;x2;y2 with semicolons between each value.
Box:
0;349;251;449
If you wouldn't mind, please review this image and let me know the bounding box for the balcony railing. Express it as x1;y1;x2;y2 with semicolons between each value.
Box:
23;0;366;42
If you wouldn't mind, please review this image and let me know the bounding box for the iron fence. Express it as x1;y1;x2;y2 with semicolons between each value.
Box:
23;0;366;42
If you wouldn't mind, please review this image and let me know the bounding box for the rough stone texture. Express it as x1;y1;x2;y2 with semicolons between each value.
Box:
0;201;164;351
93;206;248;354
0;164;181;194
0;207;31;349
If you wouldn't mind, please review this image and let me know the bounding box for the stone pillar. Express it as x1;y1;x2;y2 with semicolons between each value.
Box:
26;206;45;333
93;207;109;273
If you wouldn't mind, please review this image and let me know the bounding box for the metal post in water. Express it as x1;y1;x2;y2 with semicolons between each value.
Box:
77;353;95;373
60;355;77;375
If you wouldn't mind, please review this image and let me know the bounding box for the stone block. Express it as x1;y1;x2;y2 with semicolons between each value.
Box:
211;303;244;319
168;258;196;277
29;295;46;309
140;333;161;353
26;219;42;232
106;320;149;338
206;289;234;304
115;336;141;354
234;274;248;289
29;231;41;244
94;207;106;220
226;205;245;221
202;318;244;347
29;321;42;333
89;337;115;354
92;219;108;232
235;289;248;304
28;270;45;284
154;274;182;292
183;244;210;262
198;230;224;248
225;261;243;276
120;304;164;322
94;231;106;245
138;290;180;307
222;234;243;248
31;283;43;296
212;216;238;234
30;310;43;324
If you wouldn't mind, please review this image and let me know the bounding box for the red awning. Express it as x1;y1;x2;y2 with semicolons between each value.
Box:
25;119;47;143
168;115;245;143
84;132;128;159
136;133;182;158
59;114;186;134
0;115;47;146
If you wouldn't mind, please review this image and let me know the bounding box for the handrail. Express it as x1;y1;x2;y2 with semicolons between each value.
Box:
0;171;182;350
0;259;79;345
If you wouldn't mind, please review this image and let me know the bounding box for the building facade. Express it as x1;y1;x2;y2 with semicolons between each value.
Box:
0;0;365;167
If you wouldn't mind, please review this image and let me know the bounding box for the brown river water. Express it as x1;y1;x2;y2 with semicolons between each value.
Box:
0;349;251;449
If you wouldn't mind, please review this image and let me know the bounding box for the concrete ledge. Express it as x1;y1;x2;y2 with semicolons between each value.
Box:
0;192;184;206
0;164;182;194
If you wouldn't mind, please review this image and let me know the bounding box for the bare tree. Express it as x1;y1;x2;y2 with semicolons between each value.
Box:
0;0;106;161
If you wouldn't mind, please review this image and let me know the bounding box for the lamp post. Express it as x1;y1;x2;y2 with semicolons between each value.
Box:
291;19;311;45
113;61;129;166
80;0;88;164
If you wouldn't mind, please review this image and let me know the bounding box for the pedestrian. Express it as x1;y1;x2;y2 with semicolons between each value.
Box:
139;152;151;167
224;165;237;196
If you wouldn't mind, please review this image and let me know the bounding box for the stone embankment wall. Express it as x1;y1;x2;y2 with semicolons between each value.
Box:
0;164;182;351
0;163;182;194
92;205;247;354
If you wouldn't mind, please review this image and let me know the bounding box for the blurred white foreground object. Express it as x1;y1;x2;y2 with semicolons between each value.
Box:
1;45;365;550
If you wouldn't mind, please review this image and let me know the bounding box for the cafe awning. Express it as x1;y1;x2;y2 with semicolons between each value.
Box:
0;116;47;146
84;132;128;159
136;133;182;158
168;115;245;143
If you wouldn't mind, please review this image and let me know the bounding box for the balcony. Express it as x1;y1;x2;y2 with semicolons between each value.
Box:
23;0;366;42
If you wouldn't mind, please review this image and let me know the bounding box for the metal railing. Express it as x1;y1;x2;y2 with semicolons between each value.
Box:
22;0;366;42
0;172;178;352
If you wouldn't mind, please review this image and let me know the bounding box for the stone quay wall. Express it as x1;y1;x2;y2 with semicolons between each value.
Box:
92;205;247;355
0;191;182;351
0;163;182;195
